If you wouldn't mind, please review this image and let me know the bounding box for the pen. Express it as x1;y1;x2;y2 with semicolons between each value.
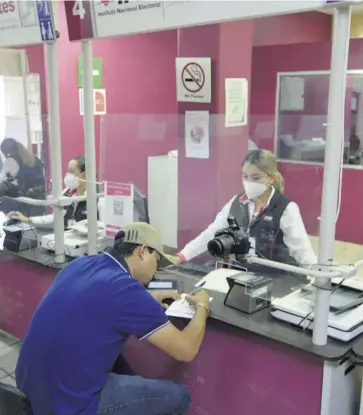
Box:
188;281;206;297
181;281;206;304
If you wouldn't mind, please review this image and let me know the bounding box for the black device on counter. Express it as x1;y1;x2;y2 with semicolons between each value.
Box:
224;273;273;314
207;217;272;313
3;219;37;252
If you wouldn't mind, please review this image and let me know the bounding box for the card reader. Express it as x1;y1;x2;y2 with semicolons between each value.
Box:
224;272;273;314
3;221;38;252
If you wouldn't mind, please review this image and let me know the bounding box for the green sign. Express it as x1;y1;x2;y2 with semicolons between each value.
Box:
78;57;103;89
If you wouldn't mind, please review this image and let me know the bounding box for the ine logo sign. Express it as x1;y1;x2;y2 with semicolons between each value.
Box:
176;57;212;103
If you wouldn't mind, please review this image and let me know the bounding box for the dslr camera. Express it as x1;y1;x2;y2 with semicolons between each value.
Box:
207;216;250;258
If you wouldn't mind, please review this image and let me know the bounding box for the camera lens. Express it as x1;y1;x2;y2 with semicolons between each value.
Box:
207;235;234;257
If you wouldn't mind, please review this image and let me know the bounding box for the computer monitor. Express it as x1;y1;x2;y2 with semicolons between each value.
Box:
133;185;149;224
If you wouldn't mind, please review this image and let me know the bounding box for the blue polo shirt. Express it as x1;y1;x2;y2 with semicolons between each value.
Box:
15;249;169;415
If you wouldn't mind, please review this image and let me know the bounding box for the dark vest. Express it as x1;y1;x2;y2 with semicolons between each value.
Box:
229;190;296;265
17;156;46;200
63;190;99;229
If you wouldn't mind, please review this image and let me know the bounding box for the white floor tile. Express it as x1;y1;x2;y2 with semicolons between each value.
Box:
0;331;19;350
1;375;16;387
0;343;21;374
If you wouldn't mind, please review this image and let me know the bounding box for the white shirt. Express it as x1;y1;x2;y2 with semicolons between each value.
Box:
179;188;317;266
30;193;104;227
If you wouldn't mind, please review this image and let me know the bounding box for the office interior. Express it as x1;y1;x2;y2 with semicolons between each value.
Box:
2;2;363;415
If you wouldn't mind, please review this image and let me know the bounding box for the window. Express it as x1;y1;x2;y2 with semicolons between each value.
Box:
275;71;363;166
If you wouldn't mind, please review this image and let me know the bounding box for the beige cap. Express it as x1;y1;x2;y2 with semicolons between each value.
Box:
121;222;176;268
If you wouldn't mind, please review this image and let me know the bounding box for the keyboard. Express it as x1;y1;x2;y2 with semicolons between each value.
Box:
172;262;212;275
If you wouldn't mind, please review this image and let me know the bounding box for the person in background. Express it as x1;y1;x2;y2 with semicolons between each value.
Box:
173;149;316;266
0;138;46;216
16;222;210;415
9;156;95;229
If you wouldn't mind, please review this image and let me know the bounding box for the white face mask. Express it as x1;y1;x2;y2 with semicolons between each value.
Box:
64;173;79;190
243;180;267;200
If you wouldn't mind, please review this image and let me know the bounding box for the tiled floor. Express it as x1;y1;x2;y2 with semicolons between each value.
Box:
0;330;21;387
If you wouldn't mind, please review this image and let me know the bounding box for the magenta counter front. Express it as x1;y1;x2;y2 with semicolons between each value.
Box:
0;251;357;415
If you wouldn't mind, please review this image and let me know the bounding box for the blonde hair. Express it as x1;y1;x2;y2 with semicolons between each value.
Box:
242;149;284;193
18;142;36;167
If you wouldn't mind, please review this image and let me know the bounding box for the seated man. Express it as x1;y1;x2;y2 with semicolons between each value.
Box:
15;222;210;415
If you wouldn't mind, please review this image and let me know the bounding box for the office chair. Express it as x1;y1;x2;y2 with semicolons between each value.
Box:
0;381;32;415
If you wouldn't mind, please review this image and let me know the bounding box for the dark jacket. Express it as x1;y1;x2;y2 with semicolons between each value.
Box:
229;189;296;265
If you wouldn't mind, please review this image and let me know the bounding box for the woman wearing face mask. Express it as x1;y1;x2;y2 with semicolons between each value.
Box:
9;156;95;229
173;149;316;266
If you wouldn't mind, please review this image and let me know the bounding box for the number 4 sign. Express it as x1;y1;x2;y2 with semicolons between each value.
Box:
64;0;95;41
72;0;86;19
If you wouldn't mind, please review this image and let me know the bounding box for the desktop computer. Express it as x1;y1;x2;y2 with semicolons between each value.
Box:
133;185;149;223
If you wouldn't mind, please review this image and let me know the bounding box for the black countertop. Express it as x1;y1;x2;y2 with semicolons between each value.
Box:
2;246;68;269
157;267;354;361
0;229;70;269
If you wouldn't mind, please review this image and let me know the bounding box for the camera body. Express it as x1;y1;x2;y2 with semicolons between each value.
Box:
207;216;250;258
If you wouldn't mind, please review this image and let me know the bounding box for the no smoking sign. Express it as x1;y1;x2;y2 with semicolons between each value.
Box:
176;57;211;103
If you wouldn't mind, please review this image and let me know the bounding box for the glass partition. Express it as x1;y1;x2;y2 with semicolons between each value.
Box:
99;114;179;251
93;24;363;280
276;71;363;165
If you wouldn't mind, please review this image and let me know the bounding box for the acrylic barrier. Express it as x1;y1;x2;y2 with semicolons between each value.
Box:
95;113;358;269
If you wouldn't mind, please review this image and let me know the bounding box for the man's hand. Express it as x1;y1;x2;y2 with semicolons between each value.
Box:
186;290;210;312
167;255;182;265
151;290;180;309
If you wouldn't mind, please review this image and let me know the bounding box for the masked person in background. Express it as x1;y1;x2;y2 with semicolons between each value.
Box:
0;138;46;216
9;156;99;229
173;149;317;267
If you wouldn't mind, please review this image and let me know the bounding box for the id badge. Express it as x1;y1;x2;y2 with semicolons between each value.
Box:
68;219;76;227
249;237;256;254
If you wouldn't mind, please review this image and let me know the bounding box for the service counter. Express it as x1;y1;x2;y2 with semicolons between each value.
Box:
0;247;359;415
0;236;68;339
122;268;358;415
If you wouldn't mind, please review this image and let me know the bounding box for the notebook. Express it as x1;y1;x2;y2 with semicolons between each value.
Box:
166;294;213;319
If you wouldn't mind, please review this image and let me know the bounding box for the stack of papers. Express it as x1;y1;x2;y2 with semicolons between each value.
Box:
194;268;244;293
166;294;213;319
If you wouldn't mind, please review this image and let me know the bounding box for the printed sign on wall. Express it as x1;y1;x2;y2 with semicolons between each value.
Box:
104;182;134;237
176;58;211;103
79;88;107;115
